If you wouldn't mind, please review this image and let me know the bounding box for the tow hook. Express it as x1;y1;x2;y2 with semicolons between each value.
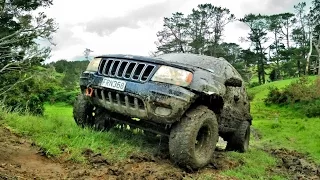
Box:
85;87;94;97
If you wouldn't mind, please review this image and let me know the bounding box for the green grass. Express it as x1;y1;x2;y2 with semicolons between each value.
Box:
249;76;318;101
222;150;285;180
247;76;320;165
1;102;155;162
193;149;286;180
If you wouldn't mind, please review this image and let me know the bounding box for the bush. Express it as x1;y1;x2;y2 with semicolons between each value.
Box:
264;77;320;117
301;100;320;118
3;75;57;115
284;77;316;102
264;87;290;106
264;77;320;105
1;67;63;115
247;91;255;101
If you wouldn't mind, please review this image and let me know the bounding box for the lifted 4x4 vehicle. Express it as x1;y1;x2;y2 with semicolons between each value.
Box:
73;53;252;169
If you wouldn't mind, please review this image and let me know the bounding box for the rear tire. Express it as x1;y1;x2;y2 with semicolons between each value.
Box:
169;105;219;169
226;121;250;152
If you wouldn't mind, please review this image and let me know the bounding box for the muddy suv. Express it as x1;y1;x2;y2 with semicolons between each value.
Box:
73;53;252;169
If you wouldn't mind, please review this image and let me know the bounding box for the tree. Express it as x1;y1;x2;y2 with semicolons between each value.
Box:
309;0;320;75
0;0;57;114
48;59;89;91
278;13;295;49
216;42;241;64
186;8;207;54
155;12;189;54
238;49;259;82
155;4;235;56
267;14;286;79
84;48;93;61
0;0;56;73
240;14;269;84
292;2;309;75
154;2;318;81
199;4;235;56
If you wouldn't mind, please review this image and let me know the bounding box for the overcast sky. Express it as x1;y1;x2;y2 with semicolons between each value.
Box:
43;0;306;62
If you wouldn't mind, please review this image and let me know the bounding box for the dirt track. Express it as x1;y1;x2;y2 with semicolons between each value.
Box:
0;125;319;180
0;126;238;180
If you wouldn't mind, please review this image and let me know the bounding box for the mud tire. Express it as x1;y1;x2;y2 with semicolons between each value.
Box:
73;94;115;131
169;105;219;169
73;94;94;127
226;121;250;152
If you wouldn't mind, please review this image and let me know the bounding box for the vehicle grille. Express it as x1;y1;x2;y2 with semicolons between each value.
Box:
98;59;157;82
93;88;145;110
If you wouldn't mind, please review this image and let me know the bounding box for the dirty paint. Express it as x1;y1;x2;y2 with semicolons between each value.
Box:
78;52;252;144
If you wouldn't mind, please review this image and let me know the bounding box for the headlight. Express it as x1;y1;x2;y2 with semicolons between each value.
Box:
151;66;193;87
86;58;102;72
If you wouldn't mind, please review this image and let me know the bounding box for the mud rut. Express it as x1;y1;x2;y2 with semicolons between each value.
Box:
0;126;319;180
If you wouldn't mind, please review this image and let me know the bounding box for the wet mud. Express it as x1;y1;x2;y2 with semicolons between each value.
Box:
0;126;238;180
4;123;318;180
269;148;320;180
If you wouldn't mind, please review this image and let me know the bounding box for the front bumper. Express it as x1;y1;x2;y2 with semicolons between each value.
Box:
80;72;197;124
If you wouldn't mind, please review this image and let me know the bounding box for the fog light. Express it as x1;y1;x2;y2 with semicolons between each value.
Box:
155;107;172;116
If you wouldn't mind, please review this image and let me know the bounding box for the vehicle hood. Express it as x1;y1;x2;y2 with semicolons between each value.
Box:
95;53;227;74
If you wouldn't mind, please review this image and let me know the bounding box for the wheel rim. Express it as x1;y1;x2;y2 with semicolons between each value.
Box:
195;124;211;158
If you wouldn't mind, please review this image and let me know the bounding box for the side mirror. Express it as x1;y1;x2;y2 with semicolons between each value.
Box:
225;77;242;87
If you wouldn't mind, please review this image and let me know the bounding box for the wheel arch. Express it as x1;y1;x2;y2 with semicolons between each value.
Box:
192;92;225;116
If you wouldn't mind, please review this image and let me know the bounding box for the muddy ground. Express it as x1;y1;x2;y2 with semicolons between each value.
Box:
0;126;238;180
269;149;320;180
0;126;319;180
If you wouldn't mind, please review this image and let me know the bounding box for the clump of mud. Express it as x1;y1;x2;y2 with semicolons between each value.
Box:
82;148;110;166
270;148;320;180
109;151;188;180
79;149;189;180
211;150;241;170
77;148;238;180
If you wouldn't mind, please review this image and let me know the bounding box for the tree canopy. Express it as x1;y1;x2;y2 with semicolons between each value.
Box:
155;1;320;84
0;0;57;114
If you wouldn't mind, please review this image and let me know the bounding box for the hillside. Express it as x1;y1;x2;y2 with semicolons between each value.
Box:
249;76;320;162
0;77;319;179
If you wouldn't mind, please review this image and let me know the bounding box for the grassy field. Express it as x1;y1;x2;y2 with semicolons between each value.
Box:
2;103;157;162
1;76;319;179
248;76;320;164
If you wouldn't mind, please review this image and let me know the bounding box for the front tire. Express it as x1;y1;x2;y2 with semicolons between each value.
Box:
169;105;219;169
73;94;94;127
